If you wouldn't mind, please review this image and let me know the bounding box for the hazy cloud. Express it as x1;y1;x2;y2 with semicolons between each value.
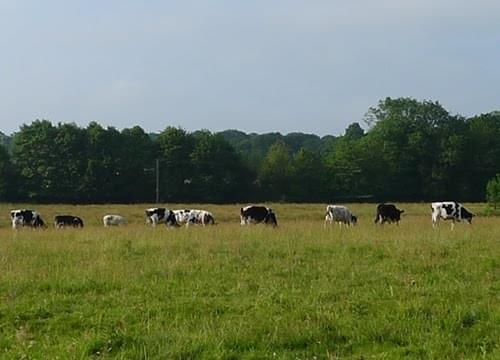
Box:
1;0;499;135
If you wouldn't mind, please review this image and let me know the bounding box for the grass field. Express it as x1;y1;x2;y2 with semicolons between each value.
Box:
0;203;499;359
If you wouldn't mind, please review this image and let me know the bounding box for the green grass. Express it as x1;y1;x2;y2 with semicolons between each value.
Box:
0;203;499;359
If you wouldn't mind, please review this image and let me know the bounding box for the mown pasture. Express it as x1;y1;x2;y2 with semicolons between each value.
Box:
0;203;499;359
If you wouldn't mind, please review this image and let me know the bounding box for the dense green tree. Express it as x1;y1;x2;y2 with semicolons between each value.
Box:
50;123;89;202
466;112;500;200
363;97;467;200
290;148;326;202
82;122;125;202
120;126;156;202
258;142;292;201
0;145;14;200
3;100;500;203
11;120;59;201
190;131;252;202
283;133;322;153
324;137;364;200
486;174;500;210
344;122;364;141
156;127;196;202
0;131;12;151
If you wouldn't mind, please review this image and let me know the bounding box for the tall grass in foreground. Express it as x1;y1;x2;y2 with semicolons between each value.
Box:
0;203;499;359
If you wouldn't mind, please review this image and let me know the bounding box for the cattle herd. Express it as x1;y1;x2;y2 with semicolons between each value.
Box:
6;202;476;230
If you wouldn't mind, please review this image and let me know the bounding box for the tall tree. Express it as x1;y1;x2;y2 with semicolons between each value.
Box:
82;122;125;202
51;123;89;202
290;148;326;202
364;97;467;200
258;142;292;201
0;145;14;200
120;126;156;202
344;122;365;141
11;120;59;201
465;112;500;200
190;131;251;202
156;127;195;202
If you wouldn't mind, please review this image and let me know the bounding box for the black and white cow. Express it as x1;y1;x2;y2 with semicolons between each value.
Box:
173;209;192;226
54;215;84;228
172;209;215;227
10;209;45;229
186;210;215;226
240;205;277;226
374;204;404;225
324;205;357;227
145;207;178;227
431;202;474;229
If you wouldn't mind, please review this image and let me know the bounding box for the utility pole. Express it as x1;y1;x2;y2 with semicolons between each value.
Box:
155;158;160;203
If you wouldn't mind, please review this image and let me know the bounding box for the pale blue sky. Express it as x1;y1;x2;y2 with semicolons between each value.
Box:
1;0;499;135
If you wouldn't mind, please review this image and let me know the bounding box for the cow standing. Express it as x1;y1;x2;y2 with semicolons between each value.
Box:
240;205;277;226
172;209;215;227
54;215;84;228
375;204;404;225
145;208;178;227
431;202;474;229
10;209;45;229
103;215;125;227
173;209;192;226
186;210;215;226
324;205;357;227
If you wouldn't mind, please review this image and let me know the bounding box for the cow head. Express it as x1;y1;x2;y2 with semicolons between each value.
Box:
33;215;46;228
165;210;180;227
204;213;215;225
351;215;358;225
460;207;474;224
74;217;84;228
265;210;278;226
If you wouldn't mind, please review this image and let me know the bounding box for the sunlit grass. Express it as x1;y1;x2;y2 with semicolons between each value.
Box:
0;203;498;358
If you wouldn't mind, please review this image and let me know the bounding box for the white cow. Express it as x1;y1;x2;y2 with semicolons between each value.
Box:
324;205;357;227
431;202;474;229
103;214;125;227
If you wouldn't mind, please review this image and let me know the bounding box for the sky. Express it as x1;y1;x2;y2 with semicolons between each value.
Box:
1;0;499;136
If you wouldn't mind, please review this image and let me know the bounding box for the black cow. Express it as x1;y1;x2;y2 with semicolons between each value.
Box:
145;207;178;227
54;215;84;228
10;209;46;229
240;205;277;226
375;204;404;224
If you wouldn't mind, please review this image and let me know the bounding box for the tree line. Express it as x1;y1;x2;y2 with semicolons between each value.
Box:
0;97;499;204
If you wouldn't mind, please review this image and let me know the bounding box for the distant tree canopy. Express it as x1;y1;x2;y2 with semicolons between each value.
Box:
1;97;499;203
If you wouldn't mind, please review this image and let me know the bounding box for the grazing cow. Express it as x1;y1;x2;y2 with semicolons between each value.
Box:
145;208;178;227
10;209;45;229
172;209;215;227
431;202;474;229
186;210;216;226
54;215;84;228
173;209;192;226
103;215;125;227
375;204;404;225
240;205;277;226
324;205;357;227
